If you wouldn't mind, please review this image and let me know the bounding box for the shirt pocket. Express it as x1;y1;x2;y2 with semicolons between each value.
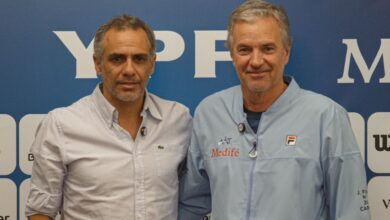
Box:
153;144;186;186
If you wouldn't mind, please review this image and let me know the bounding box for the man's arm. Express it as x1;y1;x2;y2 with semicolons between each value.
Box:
25;112;65;219
28;214;52;220
322;107;371;220
178;124;212;220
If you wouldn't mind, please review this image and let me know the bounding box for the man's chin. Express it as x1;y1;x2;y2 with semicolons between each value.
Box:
246;83;270;94
117;90;145;102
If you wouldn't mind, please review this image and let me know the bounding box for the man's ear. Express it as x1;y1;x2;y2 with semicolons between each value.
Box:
149;53;157;77
93;54;103;76
283;45;291;65
230;51;236;67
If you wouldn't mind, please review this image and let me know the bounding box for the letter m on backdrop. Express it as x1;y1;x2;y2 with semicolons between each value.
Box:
338;39;390;83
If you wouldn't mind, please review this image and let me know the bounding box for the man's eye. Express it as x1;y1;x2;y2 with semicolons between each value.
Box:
134;55;147;63
237;47;251;54
110;56;125;63
263;46;275;53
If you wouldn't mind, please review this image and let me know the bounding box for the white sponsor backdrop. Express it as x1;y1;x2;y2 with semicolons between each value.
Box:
0;0;389;219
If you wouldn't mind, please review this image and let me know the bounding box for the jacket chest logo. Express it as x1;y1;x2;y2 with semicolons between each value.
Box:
211;147;240;157
211;136;240;157
286;135;297;146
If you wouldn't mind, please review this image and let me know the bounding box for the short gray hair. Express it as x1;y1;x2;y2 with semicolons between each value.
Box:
227;0;292;50
94;15;156;62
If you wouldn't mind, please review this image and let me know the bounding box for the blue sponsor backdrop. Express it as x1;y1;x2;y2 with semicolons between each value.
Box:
0;0;389;219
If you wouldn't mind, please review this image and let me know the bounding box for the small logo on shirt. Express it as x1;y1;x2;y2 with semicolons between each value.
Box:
286;135;297;146
211;147;240;157
218;136;232;146
157;145;165;150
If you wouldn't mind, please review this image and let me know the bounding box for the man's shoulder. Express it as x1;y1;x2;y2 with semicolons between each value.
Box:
189;85;240;122
48;95;93;121
299;88;347;114
198;85;240;109
33;94;94;138
148;93;191;116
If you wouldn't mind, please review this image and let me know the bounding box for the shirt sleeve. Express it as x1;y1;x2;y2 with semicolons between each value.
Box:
321;106;371;220
26;112;66;219
178;122;212;220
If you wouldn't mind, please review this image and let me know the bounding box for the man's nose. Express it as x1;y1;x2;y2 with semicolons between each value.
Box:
249;50;264;67
122;59;136;75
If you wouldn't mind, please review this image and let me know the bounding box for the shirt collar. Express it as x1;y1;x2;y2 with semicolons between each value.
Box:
91;85;117;128
266;75;300;113
232;75;300;123
141;91;163;121
91;84;163;128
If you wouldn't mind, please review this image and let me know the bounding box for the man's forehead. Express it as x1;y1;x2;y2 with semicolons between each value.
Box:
234;15;278;25
233;16;280;29
103;30;150;51
104;28;146;41
232;18;284;42
106;51;149;57
103;28;148;45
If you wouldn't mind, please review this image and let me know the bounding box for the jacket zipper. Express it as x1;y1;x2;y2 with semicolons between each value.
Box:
246;141;257;220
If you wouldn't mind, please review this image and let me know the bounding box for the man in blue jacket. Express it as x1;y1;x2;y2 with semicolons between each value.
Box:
179;1;371;219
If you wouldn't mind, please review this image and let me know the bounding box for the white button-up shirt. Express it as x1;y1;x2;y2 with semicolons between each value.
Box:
26;85;192;220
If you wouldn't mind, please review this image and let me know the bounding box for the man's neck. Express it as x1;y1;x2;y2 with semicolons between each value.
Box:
101;86;146;140
243;82;287;112
116;97;145;140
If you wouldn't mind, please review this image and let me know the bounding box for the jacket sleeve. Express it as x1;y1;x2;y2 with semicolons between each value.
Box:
26;112;66;219
178;122;212;220
321;106;371;220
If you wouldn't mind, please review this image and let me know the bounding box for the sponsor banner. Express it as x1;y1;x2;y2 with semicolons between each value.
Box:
1;0;389;219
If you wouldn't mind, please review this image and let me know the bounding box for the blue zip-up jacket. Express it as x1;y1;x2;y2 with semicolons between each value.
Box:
179;77;370;220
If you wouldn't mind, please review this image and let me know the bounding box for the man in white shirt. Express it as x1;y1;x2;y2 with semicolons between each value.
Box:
26;15;192;220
